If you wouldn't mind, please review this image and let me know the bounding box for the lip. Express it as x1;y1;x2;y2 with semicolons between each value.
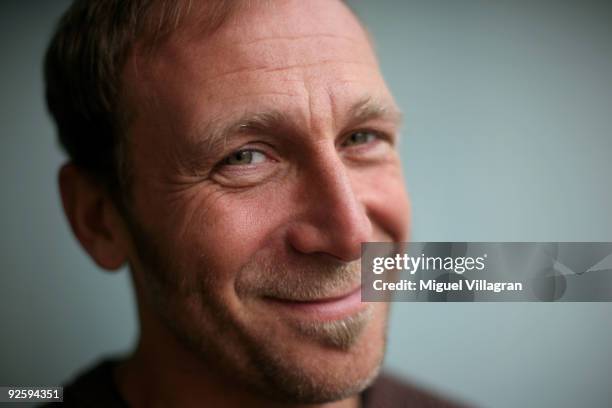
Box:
264;285;366;321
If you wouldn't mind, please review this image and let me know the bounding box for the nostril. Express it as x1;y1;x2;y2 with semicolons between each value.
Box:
329;209;372;262
285;205;372;262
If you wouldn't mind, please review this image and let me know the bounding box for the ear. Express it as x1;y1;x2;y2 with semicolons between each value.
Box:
59;163;129;271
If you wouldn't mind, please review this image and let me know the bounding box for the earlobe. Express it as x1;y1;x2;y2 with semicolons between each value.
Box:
59;163;128;271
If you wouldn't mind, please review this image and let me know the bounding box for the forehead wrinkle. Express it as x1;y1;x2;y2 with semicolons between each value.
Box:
326;84;339;135
237;32;367;47
172;28;377;85
200;60;377;85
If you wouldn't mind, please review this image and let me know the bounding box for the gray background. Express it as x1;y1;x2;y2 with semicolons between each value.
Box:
1;0;611;407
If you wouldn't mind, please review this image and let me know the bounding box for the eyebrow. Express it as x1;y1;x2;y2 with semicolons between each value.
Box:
186;96;402;162
346;96;403;130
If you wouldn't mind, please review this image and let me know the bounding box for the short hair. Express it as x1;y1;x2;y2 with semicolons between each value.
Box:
44;0;239;198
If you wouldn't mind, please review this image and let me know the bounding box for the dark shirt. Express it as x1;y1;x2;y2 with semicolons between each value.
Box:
43;359;467;407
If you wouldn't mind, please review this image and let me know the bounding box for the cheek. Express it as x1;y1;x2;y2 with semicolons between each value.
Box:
353;162;411;241
170;189;287;284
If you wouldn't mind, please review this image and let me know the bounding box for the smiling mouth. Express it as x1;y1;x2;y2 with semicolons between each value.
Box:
264;285;366;321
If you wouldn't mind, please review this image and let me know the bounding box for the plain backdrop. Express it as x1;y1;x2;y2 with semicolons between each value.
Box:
1;1;611;407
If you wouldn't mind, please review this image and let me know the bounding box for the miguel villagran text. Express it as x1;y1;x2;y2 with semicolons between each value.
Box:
372;279;523;293
370;254;523;293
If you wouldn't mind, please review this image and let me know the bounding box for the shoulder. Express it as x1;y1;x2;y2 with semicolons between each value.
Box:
39;358;127;408
362;373;472;408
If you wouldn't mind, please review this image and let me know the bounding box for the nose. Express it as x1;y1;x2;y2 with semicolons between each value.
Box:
286;148;372;262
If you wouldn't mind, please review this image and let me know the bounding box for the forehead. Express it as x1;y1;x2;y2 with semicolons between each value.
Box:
125;0;393;141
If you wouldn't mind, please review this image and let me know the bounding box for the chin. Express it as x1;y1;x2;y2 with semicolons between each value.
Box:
244;302;389;404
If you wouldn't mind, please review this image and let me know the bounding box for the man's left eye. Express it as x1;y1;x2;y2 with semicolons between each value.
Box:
342;131;378;147
222;149;267;166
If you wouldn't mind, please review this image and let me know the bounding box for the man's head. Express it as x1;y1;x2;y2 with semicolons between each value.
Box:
46;0;410;404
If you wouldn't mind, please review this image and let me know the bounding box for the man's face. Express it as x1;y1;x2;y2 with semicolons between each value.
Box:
122;0;410;403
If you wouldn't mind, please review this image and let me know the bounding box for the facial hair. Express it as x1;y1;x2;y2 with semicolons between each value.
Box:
124;213;387;404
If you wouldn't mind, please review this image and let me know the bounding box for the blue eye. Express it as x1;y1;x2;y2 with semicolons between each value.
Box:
343;131;378;147
223;150;267;165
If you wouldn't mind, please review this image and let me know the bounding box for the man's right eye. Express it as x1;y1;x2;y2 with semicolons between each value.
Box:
222;149;267;166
